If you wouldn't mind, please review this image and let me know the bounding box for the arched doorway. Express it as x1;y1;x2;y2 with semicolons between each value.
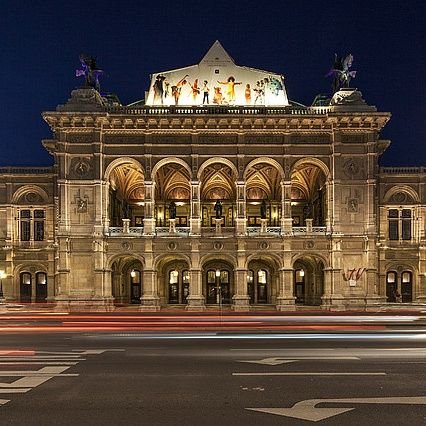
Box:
111;257;144;304
199;162;237;227
108;161;145;227
245;161;283;227
291;161;327;227
203;261;234;304
386;269;413;303
246;259;276;304
293;257;324;306
153;162;191;227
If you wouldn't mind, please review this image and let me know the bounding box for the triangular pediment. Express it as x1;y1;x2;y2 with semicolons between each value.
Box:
200;40;235;66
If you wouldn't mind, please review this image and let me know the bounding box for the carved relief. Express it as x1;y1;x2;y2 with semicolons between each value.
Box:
347;198;359;212
389;191;414;204
343;158;363;178
69;157;93;179
213;242;223;250
304;240;315;249
24;192;43;204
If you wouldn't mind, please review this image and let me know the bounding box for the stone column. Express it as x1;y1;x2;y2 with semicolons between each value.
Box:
190;181;201;235
232;242;250;311
281;180;292;235
186;245;205;310
276;267;296;310
235;181;247;236
140;243;160;311
143;181;155;235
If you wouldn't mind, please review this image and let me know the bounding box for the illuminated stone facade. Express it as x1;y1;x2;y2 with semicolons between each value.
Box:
0;43;425;311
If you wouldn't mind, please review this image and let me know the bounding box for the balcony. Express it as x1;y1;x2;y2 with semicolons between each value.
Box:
106;226;327;238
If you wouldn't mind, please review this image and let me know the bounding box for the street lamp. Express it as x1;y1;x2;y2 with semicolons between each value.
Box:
0;270;6;301
215;269;221;305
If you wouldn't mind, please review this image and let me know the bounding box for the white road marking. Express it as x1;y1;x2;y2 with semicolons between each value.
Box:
237;356;360;365
0;357;86;361
234;372;386;376
0;362;79;365
0;348;125;407
247;396;426;422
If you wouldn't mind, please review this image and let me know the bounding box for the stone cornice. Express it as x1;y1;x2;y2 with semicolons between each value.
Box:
42;111;391;132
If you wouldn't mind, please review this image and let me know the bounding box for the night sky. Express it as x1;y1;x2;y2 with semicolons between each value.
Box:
1;0;425;167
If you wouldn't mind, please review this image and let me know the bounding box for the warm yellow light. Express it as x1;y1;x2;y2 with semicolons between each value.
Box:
0;270;6;280
130;270;136;278
299;269;305;277
215;269;220;278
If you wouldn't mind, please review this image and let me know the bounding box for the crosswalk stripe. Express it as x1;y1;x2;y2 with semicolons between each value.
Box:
0;388;31;393
0;361;79;365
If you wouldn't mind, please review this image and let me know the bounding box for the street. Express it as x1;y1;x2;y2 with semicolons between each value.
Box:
0;314;425;425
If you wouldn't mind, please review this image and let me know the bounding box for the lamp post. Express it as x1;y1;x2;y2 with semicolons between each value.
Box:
215;269;221;305
0;270;6;301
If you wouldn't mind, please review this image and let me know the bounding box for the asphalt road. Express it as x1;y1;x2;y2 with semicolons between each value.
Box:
0;328;425;425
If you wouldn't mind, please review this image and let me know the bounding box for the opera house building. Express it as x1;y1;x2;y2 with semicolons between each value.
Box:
0;42;424;311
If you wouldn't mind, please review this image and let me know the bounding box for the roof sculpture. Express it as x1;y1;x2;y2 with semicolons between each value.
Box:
145;41;289;107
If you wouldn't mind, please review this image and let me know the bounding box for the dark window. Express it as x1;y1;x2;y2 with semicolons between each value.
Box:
20;221;31;241
388;209;399;240
34;221;44;241
401;209;412;240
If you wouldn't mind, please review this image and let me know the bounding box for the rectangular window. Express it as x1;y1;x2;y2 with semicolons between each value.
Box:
388;209;399;240
401;209;412;240
20;209;45;241
20;221;31;241
34;221;44;241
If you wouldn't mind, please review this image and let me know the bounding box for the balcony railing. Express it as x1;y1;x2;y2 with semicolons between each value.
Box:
106;105;331;116
106;225;328;237
293;226;327;235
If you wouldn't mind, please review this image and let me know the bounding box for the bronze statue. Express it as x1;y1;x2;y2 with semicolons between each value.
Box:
169;201;177;219
76;54;104;92
214;200;222;219
326;54;357;94
260;200;267;219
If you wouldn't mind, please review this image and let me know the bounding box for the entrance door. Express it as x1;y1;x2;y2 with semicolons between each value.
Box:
386;271;397;302
130;269;141;304
35;272;47;302
401;271;413;303
294;269;305;304
20;272;32;302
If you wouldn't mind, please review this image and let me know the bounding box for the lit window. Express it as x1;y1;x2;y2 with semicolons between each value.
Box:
169;270;179;284
258;269;267;284
19;209;45;241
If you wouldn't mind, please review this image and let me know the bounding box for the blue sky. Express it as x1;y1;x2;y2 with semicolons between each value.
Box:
1;0;425;166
